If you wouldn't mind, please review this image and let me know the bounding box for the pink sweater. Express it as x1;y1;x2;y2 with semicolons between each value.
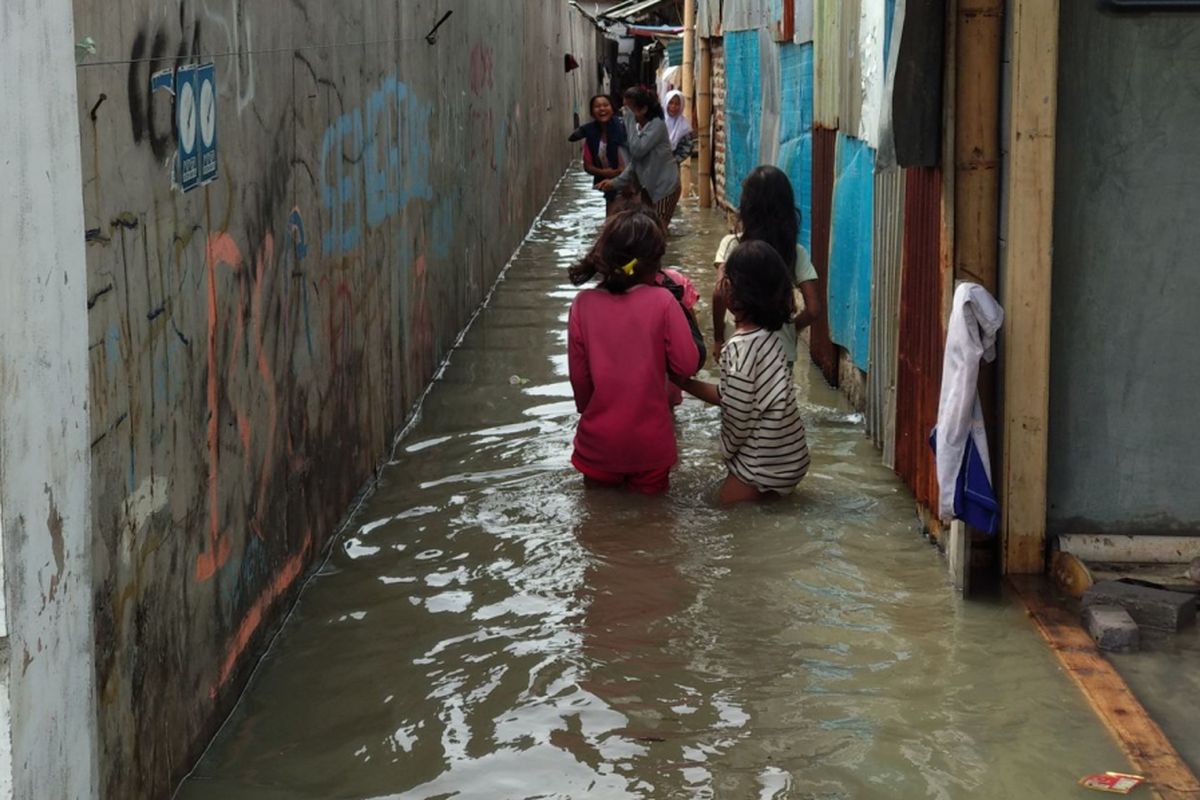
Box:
568;284;700;473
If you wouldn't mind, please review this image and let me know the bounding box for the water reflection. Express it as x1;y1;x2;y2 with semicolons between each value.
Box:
179;172;1130;800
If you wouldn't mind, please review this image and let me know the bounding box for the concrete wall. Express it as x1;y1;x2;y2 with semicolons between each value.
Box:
0;0;100;797
72;2;596;795
1049;4;1200;535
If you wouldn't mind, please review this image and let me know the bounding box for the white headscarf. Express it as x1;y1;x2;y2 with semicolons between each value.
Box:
664;90;692;150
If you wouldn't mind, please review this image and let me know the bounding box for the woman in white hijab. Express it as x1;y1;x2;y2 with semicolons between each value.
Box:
663;90;696;165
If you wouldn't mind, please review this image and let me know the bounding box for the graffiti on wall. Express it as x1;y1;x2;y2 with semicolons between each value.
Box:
127;19;202;161
321;75;434;256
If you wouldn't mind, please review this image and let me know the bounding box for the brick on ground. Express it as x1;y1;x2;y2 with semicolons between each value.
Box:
1082;580;1197;633
1082;604;1140;652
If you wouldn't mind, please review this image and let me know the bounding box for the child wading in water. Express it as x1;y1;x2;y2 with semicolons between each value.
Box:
681;241;811;504
567;210;701;495
713;165;823;366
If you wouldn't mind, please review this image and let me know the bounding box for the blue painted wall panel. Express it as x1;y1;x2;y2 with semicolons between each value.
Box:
828;133;875;370
724;31;763;208
778;42;814;251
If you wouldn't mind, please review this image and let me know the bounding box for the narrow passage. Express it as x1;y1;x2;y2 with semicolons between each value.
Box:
180;171;1128;800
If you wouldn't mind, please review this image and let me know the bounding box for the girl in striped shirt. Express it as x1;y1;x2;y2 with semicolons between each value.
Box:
680;241;811;503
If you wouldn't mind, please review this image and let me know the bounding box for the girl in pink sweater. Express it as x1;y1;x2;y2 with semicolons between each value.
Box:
567;210;701;494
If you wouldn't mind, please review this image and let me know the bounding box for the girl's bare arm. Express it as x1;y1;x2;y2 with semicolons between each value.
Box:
680;377;720;406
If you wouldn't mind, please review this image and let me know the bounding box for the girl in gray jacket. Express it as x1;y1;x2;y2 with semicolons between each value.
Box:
599;87;682;232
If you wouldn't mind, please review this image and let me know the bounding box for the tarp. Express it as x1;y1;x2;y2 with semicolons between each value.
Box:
723;30;763;207
627;25;685;37
828;133;876;370
778;42;814;251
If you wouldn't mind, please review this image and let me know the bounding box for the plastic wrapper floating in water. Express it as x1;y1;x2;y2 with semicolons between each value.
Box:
1078;772;1146;794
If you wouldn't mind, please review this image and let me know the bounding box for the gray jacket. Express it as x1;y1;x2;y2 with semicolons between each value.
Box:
609;117;680;202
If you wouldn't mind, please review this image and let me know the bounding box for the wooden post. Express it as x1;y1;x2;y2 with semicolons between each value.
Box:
954;0;1004;587
954;0;1002;292
697;37;713;208
682;0;696;198
1000;0;1059;574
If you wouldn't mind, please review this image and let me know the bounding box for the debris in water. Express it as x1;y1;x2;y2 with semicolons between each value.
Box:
1078;772;1145;794
509;375;530;386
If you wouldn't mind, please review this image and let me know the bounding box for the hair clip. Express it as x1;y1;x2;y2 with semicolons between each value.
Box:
620;258;638;276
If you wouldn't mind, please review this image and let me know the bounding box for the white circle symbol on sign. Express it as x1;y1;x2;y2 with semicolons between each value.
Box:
199;76;216;148
178;79;197;154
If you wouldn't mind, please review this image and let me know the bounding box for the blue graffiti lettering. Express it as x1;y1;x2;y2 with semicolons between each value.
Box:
321;75;433;256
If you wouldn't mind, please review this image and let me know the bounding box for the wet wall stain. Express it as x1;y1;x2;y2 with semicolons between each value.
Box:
44;484;65;601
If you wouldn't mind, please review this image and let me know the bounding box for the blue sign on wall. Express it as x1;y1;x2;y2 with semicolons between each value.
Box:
176;64;200;192
197;63;219;186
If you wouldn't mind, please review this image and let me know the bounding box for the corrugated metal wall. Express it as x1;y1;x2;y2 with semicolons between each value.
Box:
868;166;905;467
839;0;863;136
758;27;783;165
895;166;944;510
707;0;954;520
810;126;840;385
723;30;762;207
697;0;722;37
828;133;875;371
814;0;842;128
723;0;781;32
779;42;815;251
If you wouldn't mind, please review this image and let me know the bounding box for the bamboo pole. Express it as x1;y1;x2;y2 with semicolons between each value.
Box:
1000;0;1059;574
697;37;713;208
682;0;696;198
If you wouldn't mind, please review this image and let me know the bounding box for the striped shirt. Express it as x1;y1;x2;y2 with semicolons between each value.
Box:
719;328;810;492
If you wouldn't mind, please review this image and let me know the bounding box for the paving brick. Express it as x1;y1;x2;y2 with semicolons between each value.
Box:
1082;604;1140;652
1083;580;1197;633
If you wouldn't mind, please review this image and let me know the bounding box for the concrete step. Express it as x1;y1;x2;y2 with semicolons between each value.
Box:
1082;580;1197;633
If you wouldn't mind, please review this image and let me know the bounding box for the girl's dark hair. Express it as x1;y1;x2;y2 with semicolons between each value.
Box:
569;209;665;292
739;165;800;272
622;86;665;120
723;240;795;331
607;191;649;215
588;94;614;117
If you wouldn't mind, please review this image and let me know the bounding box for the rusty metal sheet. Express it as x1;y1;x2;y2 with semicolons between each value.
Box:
867;165;905;468
895;166;944;510
809;126;839;384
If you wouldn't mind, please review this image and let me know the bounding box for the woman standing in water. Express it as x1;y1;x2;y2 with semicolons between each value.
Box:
598;87;681;232
663;90;696;167
569;94;628;215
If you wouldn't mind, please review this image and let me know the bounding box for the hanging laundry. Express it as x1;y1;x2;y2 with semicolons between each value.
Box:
930;282;1004;535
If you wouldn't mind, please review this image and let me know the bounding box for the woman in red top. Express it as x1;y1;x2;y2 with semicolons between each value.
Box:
567;209;700;494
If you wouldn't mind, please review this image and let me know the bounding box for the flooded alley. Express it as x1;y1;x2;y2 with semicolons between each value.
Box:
178;172;1127;799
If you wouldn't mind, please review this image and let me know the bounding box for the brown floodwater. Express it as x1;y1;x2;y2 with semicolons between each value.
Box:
179;170;1129;799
